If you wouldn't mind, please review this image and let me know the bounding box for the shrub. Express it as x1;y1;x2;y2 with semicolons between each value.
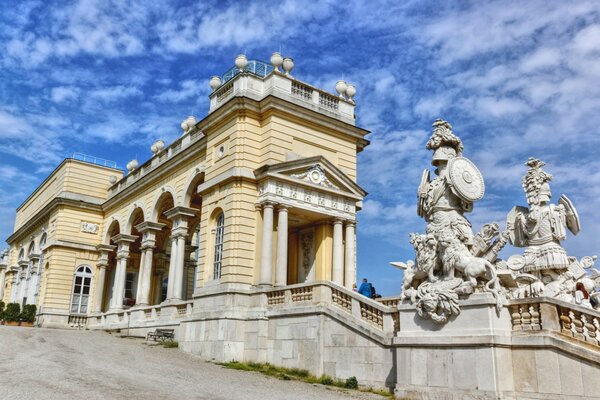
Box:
0;301;4;321
319;375;334;385
4;303;21;322
162;340;178;348
345;376;359;389
20;304;37;323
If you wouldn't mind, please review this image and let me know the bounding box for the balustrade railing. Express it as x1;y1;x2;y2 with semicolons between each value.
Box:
509;298;600;347
264;281;398;334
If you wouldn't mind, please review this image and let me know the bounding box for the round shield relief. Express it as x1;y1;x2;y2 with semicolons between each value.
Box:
448;157;485;202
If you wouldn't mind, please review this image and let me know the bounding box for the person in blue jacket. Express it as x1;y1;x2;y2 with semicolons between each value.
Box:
357;278;373;298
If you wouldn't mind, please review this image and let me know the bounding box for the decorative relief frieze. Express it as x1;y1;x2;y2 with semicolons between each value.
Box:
81;222;99;234
258;179;357;219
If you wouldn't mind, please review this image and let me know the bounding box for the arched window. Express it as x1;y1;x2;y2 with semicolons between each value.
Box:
18;248;25;261
70;266;93;314
213;213;225;280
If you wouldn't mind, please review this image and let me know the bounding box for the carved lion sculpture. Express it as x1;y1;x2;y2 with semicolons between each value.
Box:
441;238;504;312
409;233;439;283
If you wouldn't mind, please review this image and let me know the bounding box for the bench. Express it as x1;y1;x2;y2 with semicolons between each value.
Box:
146;328;175;342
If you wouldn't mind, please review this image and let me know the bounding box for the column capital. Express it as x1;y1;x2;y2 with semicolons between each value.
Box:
97;244;117;253
140;242;156;251
345;220;356;227
29;253;41;261
111;234;137;244
164;206;197;220
97;261;109;269
18;260;29;268
135;221;166;233
277;204;289;212
171;232;188;241
333;218;344;224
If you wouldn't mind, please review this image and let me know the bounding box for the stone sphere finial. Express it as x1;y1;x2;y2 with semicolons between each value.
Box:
181;116;197;133
109;175;117;184
270;52;283;72
151;139;165;155
126;159;139;172
345;83;356;102
335;80;347;98
282;57;294;76
209;75;222;91
235;54;248;71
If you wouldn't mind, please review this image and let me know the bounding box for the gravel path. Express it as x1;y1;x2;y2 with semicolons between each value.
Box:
0;326;386;400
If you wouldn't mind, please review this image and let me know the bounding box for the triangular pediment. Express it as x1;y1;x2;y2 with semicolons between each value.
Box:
254;156;366;199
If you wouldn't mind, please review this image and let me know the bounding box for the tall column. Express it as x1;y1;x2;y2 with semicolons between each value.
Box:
173;234;187;300
0;250;7;301
275;206;288;286
166;235;177;300
95;245;115;313
332;219;344;285
0;266;6;301
259;203;274;286
163;206;197;302
137;246;153;305
26;256;39;304
95;264;107;313
344;221;356;289
109;234;136;312
135;221;165;306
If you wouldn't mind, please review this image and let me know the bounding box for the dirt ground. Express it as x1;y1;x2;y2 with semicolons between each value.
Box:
0;326;386;400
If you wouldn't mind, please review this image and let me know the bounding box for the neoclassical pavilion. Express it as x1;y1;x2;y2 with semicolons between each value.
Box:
0;54;369;327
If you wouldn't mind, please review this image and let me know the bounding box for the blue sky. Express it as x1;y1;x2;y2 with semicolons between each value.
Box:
1;0;599;295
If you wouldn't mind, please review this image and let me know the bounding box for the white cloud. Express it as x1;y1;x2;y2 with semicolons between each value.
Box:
51;86;80;103
89;86;142;102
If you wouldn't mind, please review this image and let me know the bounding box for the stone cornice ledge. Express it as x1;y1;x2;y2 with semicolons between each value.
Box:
197;167;256;194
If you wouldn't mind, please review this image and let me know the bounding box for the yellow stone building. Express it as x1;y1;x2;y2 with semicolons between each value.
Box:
0;56;369;328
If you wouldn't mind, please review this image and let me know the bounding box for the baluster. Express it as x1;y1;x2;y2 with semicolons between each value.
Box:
559;307;572;336
521;305;532;330
571;311;585;340
530;304;541;330
510;305;522;331
582;314;597;345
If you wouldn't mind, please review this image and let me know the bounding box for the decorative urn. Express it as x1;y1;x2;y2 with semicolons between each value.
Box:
335;80;347;98
345;83;356;102
270;52;283;72
282;57;294;75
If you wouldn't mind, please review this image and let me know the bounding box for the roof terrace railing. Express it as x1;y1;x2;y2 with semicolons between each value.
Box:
71;153;118;169
222;59;274;84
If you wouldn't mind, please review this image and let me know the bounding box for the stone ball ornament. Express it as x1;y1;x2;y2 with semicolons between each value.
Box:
235;54;248;71
209;75;222;91
126;159;139;172
447;156;485;202
151;139;165;155
181;116;197;133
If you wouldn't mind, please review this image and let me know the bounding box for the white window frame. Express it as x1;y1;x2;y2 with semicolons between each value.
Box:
213;213;225;280
70;266;93;315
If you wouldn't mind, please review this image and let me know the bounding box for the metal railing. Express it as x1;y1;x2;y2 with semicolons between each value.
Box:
222;60;274;84
71;153;117;169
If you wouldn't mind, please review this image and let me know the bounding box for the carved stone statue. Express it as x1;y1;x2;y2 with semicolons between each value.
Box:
503;158;594;303
394;120;505;323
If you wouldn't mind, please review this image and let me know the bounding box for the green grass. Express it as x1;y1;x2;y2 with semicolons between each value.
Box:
161;340;179;348
217;361;393;398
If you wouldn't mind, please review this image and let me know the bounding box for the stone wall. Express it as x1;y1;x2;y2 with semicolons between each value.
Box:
87;283;600;399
